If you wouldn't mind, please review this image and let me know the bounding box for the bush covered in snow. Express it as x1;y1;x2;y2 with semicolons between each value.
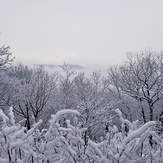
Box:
0;107;162;163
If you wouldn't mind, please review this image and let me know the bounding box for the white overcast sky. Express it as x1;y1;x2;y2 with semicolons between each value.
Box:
0;0;163;69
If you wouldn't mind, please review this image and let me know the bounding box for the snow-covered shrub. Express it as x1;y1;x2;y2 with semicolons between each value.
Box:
0;107;42;163
42;109;86;163
85;109;162;163
0;107;163;163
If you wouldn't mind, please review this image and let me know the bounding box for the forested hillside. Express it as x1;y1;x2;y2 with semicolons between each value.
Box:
1;46;163;162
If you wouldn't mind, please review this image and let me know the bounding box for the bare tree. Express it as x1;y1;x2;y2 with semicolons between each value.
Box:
10;64;58;129
74;71;111;141
58;63;76;110
0;46;14;69
0;46;14;111
108;50;163;124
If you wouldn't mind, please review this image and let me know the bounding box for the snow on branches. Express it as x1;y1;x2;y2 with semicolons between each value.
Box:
0;108;162;163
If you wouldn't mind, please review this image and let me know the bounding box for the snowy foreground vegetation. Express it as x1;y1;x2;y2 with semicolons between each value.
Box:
0;107;162;163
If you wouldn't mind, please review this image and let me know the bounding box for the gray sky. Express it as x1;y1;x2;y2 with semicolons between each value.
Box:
0;0;163;69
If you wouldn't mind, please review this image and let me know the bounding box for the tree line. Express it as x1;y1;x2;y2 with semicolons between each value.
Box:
1;46;163;141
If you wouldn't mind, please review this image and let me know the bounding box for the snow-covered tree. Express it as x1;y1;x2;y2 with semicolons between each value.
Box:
108;50;163;125
74;71;112;142
0;46;14;112
58;63;77;110
9;63;58;129
0;46;14;69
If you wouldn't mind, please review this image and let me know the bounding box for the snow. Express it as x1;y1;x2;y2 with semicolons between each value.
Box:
115;108;122;117
0;109;9;124
50;109;80;123
8;107;15;125
3;126;18;136
0;158;9;163
0;107;161;162
118;121;156;158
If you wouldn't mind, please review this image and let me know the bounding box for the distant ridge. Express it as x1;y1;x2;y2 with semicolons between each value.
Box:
34;64;85;70
33;64;107;76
